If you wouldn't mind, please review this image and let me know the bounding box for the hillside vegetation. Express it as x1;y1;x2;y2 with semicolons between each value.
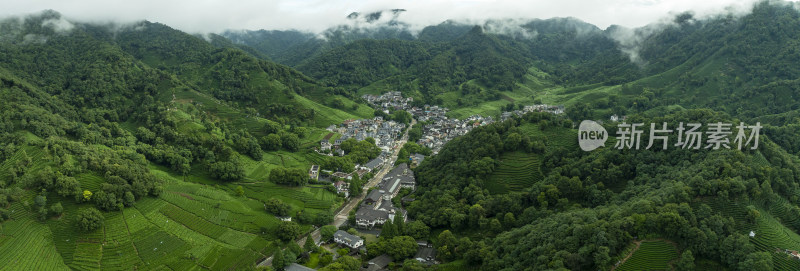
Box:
0;11;370;270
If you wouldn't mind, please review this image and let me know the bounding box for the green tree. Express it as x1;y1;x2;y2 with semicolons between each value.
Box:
272;249;286;271
264;121;281;135
739;252;773;271
304;235;317;252
209;160;245;181
123;191;136;207
262;133;282;151
34;194;47;207
594;246;611;268
503;212;516;228
381;221;397;239
265;198;291;216
386;236;418;260
318;255;360;271
50;202;63;216
277;221;301;241
236;185;245;197
288;241;302;256
566;102;592;121
281;133;300;151
489;218;502;233
76;207;104;232
394;216;405;235
319;252;333;266
405;221;430;240
676;250;695;271
402;259;425;271
320;225;337;241
437;230;457;261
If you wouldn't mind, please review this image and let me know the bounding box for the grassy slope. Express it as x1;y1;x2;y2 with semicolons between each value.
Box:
0;72;348;270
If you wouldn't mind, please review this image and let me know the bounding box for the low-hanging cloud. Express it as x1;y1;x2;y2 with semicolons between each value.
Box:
0;0;778;35
43;16;75;33
607;0;761;65
482;19;538;39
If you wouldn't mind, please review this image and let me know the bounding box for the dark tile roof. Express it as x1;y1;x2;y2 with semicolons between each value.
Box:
414;246;436;261
364;157;384;169
285;263;316;271
356;207;389;221
365;189;383;203
334;230;363;248
368;254;393;268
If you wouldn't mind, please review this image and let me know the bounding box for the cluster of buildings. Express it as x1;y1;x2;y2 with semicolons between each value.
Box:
365;92;569;154
355;163;415;229
362;91;413;111
364;92;496;154
417;114;493;154
500;104;565;121
325;117;406;153
331;231;437;271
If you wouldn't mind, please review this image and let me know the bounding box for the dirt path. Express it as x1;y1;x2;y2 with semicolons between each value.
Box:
611;240;642;271
120;210;142;260
610;239;680;271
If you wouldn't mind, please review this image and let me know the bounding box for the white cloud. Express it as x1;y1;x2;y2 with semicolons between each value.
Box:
0;0;766;34
43;17;74;33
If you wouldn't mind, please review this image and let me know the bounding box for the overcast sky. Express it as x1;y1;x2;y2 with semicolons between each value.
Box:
0;0;777;33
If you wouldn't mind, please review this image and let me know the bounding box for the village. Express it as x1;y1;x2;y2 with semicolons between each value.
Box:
365;91;567;154
276;91;566;271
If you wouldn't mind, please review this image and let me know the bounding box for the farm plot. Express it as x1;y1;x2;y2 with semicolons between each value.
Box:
616;240;677;271
487;152;543;194
69;242;103;270
162;182;281;234
159;204;227;239
123;207;156;235
242;182;335;210
101;212;143;270
0;218;70;271
133;230;190;268
750;212;800;271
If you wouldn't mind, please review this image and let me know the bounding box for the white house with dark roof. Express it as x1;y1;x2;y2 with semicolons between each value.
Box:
308;165;320;180
334;181;349;198
356;194;407;228
333;230;363;249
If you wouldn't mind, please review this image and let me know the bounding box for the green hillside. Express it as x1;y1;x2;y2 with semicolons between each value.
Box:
0;11;365;270
407;108;800;270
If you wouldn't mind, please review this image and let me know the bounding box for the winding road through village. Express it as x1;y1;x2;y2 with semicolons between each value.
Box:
258;119;416;267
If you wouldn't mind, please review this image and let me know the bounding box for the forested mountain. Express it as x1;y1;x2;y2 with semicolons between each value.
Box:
221;9;418;67
225;2;800;122
409;110;795;270
4;1;800;270
218;1;800;270
0;10;372;270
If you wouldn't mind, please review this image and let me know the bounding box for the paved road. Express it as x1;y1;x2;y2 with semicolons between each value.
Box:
333;118;414;228
258;120;415;267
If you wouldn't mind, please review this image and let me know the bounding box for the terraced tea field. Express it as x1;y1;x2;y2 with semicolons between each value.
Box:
616;240;678;271
487;151;543;194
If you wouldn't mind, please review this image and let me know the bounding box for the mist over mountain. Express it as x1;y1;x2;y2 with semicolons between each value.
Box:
5;1;800;271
